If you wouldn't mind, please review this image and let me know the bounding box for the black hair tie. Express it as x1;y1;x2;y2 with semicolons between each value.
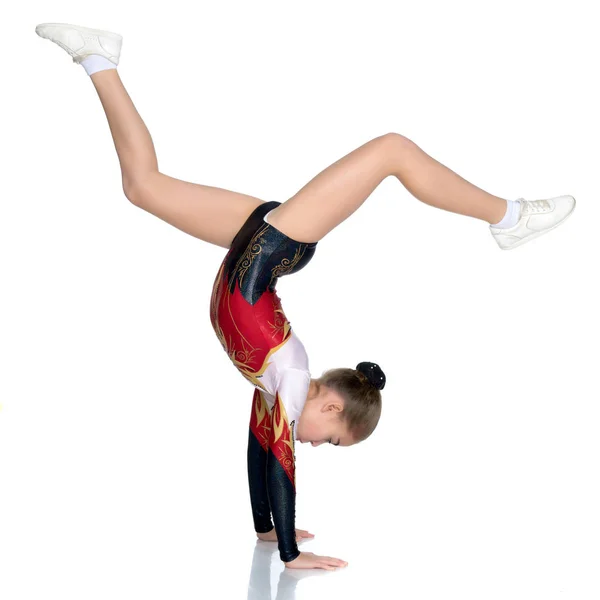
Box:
355;361;386;390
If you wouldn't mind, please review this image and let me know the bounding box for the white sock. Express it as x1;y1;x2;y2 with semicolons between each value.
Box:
490;199;522;229
80;55;117;77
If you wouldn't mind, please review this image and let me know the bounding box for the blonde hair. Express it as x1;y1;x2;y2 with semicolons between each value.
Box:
312;367;382;443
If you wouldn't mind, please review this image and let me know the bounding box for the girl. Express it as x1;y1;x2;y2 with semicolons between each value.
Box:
34;23;576;572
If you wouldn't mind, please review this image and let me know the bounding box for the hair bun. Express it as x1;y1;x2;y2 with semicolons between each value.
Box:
355;361;386;391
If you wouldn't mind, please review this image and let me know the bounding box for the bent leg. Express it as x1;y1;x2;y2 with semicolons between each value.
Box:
268;132;509;243
267;134;392;243
385;133;508;224
89;69;265;249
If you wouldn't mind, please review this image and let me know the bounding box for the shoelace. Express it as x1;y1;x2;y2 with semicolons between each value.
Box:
520;198;551;216
54;40;75;57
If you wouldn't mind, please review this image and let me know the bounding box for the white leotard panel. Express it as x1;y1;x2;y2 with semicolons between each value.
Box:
258;330;311;441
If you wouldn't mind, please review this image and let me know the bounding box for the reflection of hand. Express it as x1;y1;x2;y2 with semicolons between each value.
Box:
284;551;348;571
256;527;315;543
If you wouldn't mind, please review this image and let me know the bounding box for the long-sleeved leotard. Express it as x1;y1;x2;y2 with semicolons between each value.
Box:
248;365;311;561
210;200;318;563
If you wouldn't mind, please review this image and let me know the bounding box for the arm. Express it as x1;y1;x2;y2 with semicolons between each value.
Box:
247;388;275;534
266;368;310;563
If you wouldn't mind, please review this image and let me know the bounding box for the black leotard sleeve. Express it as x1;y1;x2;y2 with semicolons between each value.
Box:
248;368;309;563
247;388;275;534
269;368;310;562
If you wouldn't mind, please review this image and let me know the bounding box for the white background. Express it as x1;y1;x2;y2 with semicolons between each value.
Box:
2;2;599;599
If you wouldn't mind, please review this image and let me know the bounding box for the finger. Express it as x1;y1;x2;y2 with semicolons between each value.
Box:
297;529;314;536
320;559;339;569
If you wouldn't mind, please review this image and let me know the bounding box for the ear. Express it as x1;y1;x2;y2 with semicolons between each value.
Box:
324;401;344;413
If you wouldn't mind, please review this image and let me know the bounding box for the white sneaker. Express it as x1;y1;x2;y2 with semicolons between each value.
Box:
490;195;576;250
35;23;123;65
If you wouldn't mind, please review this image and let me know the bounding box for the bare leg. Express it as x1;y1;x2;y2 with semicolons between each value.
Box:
90;69;158;183
385;133;508;223
89;69;265;249
268;133;509;243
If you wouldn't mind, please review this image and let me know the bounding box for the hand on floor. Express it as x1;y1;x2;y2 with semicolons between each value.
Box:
256;527;315;543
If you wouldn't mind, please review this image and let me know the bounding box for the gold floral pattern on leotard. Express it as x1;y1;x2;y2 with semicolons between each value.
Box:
250;388;272;452
270;391;296;488
235;334;293;391
210;216;314;399
234;227;269;289
267;292;291;339
212;258;294;391
269;246;307;287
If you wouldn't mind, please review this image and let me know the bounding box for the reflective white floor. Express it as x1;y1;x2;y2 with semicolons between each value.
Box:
1;396;599;600
5;4;599;597
2;216;598;599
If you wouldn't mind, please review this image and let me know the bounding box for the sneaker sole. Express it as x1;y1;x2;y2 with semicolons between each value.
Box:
35;23;123;41
501;196;576;250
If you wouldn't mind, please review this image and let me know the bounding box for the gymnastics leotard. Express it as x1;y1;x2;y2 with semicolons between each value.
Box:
209;200;318;563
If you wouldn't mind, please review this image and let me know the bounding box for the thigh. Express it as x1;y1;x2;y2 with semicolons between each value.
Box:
266;133;397;243
127;172;267;249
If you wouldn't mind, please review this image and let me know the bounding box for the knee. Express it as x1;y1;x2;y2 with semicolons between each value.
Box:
380;131;414;149
373;133;414;172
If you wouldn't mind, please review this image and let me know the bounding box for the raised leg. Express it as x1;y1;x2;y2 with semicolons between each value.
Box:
89;69;265;249
267;132;509;243
385;133;509;223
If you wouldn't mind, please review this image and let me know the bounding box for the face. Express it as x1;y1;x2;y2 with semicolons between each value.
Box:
295;380;354;447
